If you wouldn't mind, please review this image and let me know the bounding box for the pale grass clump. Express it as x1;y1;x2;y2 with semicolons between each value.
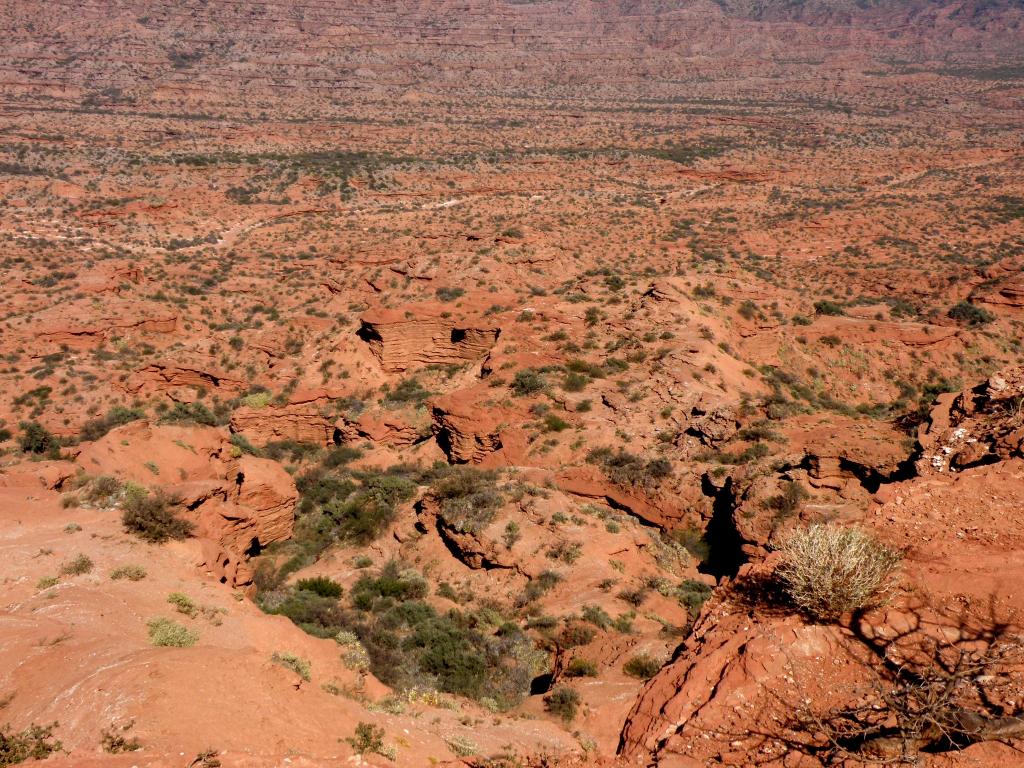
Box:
778;524;901;621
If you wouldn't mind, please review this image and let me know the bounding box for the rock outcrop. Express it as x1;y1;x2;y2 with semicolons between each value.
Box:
358;306;500;372
230;403;337;446
124;359;245;395
77;422;296;586
430;390;507;463
918;367;1024;474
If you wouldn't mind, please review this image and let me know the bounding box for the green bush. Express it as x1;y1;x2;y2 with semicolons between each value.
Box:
80;407;146;442
159;402;217;426
562;372;588;392
676;579;713;616
559;622;596;648
0;722;62;764
295;576;344;598
430;467;503;533
565;658;598;677
60;553;93;576
544;686;580;722
347;722;386;757
271;652;311;681
947;301;995;326
586;448;671;488
147;617;198;647
623;653;662;680
122;490;193;543
272;560;541;709
511;369;545;396
110;565;147;581
543;414;570;432
168;592;198;618
100;723;141;754
813;300;845;316
18;421;58;456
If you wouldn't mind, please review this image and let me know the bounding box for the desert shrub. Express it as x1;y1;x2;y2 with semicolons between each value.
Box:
502;521;520;549
147;617;198;647
79;406;145;442
565;658;598;677
581;604;611;629
623;653;662;680
350;561;429;609
18;421;58;456
618;586;648;607
295;465;417;550
336;630;370;671
347;722;387;757
80;475;123;507
947;301;994;326
264;588;346;638
100;722;140;753
271;652;311;681
121;489;193;543
543;413;570;432
240;391;272;409
519;569;562;604
777;524;901;621
444;735;478;757
676;579;713;616
436;286;465;302
262;440;321;463
229;432;259;456
813;300;845;316
159;401;217;426
0;722;62;764
36;576;58;590
295;576;344;598
60;553;93;576
168;592;198;618
562;371;588;392
559;622;596;648
544;686;580;722
586;447;672;488
669;526;710;562
110;565;147;581
430;467;503;533
382;377;432;407
511;369;545;396
763;480;808;522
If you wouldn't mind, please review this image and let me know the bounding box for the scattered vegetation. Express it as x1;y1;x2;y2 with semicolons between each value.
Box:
121;489;193;543
147;617;199;647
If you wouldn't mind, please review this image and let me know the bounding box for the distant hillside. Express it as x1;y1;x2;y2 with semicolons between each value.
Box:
0;0;1020;111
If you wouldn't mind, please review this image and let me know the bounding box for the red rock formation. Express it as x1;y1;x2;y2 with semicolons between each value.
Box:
359;305;500;372
430;390;508;463
125;359;246;395
337;412;423;447
77;422;295;587
230;403;337;446
555;465;686;529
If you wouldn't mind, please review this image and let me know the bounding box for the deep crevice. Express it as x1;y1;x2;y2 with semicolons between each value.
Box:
697;475;747;580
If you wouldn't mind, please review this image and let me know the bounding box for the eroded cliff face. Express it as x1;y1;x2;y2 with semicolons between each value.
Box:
359;307;500;373
75;421;296;587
